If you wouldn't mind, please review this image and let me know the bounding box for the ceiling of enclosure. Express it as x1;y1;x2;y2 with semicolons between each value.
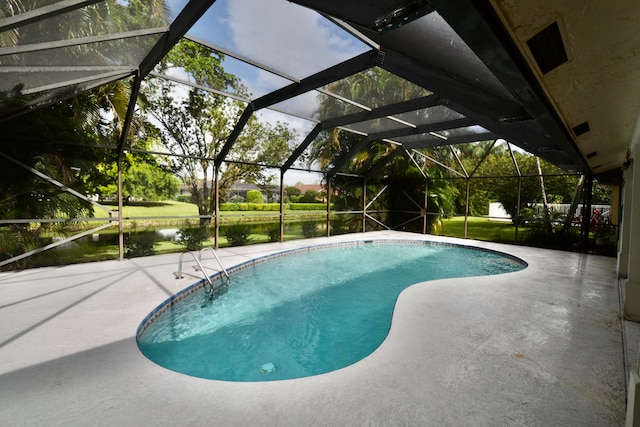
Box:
2;0;638;179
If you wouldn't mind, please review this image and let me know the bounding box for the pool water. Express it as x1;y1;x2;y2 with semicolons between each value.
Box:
137;242;525;381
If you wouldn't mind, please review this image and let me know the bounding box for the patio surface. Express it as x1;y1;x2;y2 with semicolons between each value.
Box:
0;231;629;426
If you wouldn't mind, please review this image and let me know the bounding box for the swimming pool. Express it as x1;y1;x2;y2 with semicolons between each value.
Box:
137;240;526;382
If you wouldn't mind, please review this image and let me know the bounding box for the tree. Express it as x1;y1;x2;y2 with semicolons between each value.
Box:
0;87;120;267
470;150;579;224
393;149;457;232
450;140;507;216
84;153;180;202
83;119;181;202
301;189;321;203
309;68;444;230
310;68;431;172
246;190;263;204
285;185;301;200
139;39;296;225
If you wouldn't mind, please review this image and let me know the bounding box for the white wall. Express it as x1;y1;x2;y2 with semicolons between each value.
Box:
488;202;510;221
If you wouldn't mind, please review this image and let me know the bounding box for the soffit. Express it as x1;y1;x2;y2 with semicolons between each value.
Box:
488;0;640;174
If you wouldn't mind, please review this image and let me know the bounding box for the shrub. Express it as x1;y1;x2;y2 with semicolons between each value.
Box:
246;190;263;204
219;202;240;211
284;186;301;198
267;226;280;242
174;194;193;203
289;203;327;210
301;220;318;238
224;222;252;246
0;226;41;270
331;217;346;234
176;221;209;251
125;228;158;258
219;203;280;211
300;189;321;203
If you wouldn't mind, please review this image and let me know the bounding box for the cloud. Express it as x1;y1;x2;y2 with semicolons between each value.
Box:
225;0;366;80
247;69;291;99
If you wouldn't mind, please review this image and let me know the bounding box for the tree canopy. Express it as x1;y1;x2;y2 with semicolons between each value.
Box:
139;39;297;224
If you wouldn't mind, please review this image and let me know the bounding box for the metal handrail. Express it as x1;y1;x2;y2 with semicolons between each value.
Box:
177;251;215;293
199;247;230;283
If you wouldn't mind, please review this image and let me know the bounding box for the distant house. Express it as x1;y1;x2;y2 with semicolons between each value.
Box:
295;183;324;194
227;183;280;202
293;183;328;202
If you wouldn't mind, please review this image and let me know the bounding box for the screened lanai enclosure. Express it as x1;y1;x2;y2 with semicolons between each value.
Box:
0;0;621;270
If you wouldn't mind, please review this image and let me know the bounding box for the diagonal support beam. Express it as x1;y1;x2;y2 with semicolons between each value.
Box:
0;152;112;215
326;136;371;179
406;149;428;180
116;73;143;163
282;123;322;172
214;106;254;168
450;145;468;178
381;49;530;124
368;117;476;141
252;49;382;110
218;49;380;171
507;141;522;177
365;185;388;210
0;0;102;33
363;146;405;181
0;27;169;57
327;117;475;179
139;0;218;77
411;149;466;178
401;131;497;149
0;222;113;269
321;94;442;129
469;139;497;177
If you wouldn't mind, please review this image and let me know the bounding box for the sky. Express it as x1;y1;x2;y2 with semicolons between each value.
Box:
167;0;370;183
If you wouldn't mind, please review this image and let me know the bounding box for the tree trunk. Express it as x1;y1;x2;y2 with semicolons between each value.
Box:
563;175;585;237
536;157;552;234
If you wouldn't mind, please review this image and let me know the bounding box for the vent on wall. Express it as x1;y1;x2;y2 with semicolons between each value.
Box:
526;22;568;74
572;121;590;137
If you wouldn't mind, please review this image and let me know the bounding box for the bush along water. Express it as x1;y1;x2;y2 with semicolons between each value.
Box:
176;220;209;251
224;222;252;246
267;226;280;242
301;220;318;238
125;223;159;258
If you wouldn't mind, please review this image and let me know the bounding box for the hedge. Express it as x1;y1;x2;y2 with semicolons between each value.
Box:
289;203;330;210
218;202;331;211
220;203;280;211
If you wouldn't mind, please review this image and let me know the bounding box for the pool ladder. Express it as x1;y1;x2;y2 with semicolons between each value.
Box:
177;247;230;298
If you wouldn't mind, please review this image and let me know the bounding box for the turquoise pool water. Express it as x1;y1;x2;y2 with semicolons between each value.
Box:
137;241;525;382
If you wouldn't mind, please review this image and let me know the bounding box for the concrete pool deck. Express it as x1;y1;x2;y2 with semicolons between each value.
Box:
0;231;631;425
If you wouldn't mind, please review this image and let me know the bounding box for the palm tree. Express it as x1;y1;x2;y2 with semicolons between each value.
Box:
0;0;171;267
309;68;461;232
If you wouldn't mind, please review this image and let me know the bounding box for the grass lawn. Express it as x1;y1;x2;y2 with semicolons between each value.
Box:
95;200;198;219
437;216;522;242
94;201;327;225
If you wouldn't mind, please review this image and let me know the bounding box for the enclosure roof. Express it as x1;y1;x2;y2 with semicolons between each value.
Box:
1;0;636;177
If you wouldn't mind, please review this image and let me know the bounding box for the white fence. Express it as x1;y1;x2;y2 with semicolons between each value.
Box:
488;202;611;222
